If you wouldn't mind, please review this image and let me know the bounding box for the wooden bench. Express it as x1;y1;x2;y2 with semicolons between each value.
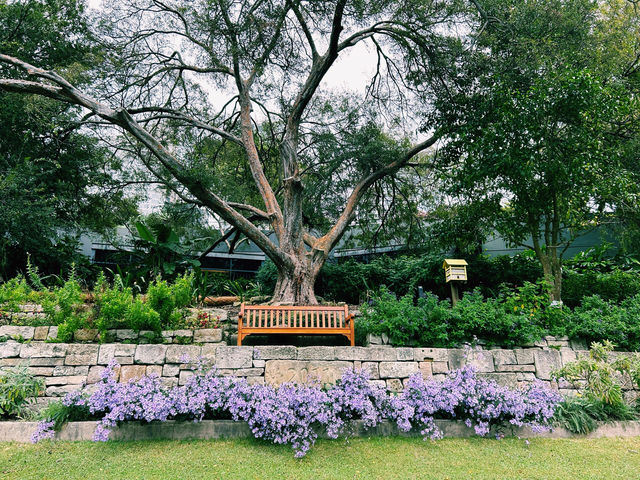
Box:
237;304;355;346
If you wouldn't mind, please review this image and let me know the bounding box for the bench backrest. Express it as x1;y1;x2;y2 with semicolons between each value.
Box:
240;304;350;329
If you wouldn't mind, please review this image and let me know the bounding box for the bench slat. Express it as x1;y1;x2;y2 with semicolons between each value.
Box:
238;303;355;346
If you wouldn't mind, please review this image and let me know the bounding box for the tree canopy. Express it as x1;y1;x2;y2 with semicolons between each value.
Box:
0;0;137;278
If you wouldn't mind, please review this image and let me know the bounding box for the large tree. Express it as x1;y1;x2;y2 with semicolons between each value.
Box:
0;0;469;303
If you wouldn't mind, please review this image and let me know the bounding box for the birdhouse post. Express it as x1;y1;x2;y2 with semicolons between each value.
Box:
443;259;468;306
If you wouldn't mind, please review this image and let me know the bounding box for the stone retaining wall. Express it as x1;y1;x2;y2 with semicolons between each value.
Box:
0;325;226;344
3;419;640;443
1;341;638;407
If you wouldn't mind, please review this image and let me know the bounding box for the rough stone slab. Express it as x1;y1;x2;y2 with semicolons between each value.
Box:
0;325;35;339
560;349;577;365
333;346;370;361
134;345;167;364
162;364;180;377
395;348;414;361
379;362;419;379
515;348;535;365
253;359;266;368
264;360;352;385
178;370;195;385
533;350;562;380
366;333;383;345
215;346;253;369
147;365;163;377
386;378;403;392
492;350;517;368
218;368;263;377
120;365;147;383
194;329;223;343
355;347;398;362
432;361;449;374
115;329;138;340
498;364;536;372
87;366;106;384
516;372;537;382
47;326;58;340
361;362;380;379
74;329;99;342
173;329;193;338
20;343;66;358
27;367;54;376
419;362;433;378
24;357;65;366
166;345;202;364
46;385;81;397
297;346;337;360
447;349;466;369
200;344;217;363
414;348;448;362
247;377;265;386
161;377;179;388
65;344;99;365
53;365;76;376
0;358;22;366
4;419;640;443
45;375;85;386
0;342;21;359
467;351;495;373
478;372;518;388
98;344;136;365
254;345;296;360
33;326;49;341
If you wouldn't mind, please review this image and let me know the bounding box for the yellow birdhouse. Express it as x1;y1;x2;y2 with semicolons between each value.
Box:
443;259;468;282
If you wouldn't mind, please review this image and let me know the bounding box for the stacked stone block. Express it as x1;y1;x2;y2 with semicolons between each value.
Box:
1;340;638;408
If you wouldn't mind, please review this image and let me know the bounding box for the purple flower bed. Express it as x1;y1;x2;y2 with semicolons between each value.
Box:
33;361;561;456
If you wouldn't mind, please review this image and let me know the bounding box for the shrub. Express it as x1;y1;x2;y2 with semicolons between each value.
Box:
552;341;639;405
564;296;640;351
255;252;543;304
146;275;193;329
33;362;560;457
125;298;161;332
551;342;640;433
563;269;640;308
43;278;88;342
0;366;44;418
359;283;553;348
94;275;134;332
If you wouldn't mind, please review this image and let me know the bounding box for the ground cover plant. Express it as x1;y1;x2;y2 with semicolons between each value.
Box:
32;361;560;457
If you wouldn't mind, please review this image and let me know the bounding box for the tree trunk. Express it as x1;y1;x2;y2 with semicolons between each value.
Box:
271;261;319;305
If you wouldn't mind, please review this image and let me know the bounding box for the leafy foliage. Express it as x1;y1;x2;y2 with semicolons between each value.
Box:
0;366;44;418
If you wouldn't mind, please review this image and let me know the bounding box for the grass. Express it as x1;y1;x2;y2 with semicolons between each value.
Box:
2;436;640;479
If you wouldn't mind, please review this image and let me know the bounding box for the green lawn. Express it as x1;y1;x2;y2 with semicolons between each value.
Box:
1;437;639;480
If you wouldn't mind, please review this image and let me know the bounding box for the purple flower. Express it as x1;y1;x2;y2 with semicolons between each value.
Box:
32;362;561;457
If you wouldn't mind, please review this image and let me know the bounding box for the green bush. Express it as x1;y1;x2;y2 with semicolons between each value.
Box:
125;298;161;332
147;273;194;329
43;278;89;342
552;341;640;433
563;269;640;307
358;283;551;348
94;275;134;332
256;252;543;304
0;366;44;418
